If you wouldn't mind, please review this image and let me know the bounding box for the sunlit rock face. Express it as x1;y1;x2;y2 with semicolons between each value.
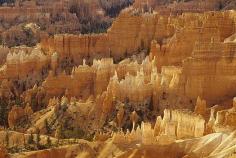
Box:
2;2;236;158
4;47;49;79
40;8;174;64
38;9;236;108
147;11;236;104
42;57;158;100
181;39;236;104
150;11;235;67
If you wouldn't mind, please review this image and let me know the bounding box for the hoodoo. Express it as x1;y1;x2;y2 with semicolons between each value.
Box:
0;0;236;157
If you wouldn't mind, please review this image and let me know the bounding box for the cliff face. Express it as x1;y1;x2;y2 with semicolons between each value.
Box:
40;8;174;64
148;11;236;104
41;10;236;70
181;40;236;104
41;34;109;64
4;9;236;127
151;11;234;68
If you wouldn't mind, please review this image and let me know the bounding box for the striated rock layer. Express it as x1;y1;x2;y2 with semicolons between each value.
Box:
40;8;174;64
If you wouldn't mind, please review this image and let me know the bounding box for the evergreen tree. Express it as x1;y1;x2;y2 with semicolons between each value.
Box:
44;119;50;134
36;128;40;146
28;132;34;144
0;0;15;6
219;2;223;10
46;136;51;147
0;99;8;127
55;124;63;139
124;49;128;57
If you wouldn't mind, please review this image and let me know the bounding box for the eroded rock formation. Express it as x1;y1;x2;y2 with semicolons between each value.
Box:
1;2;236;158
8;104;33;128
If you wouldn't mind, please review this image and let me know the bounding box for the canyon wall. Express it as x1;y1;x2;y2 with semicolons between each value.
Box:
40;8;174;64
3;9;236;107
2;2;236;157
41;34;110;64
182;40;236;104
41;10;236;70
147;11;236;104
150;11;235;69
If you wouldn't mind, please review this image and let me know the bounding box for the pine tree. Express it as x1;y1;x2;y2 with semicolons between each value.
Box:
46;136;51;147
44;119;50;134
36;128;40;146
0;99;8;127
28;132;34;144
55;124;63;139
0;0;15;6
124;49;128;57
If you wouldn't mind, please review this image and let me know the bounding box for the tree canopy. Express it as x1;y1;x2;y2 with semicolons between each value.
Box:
0;0;15;5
